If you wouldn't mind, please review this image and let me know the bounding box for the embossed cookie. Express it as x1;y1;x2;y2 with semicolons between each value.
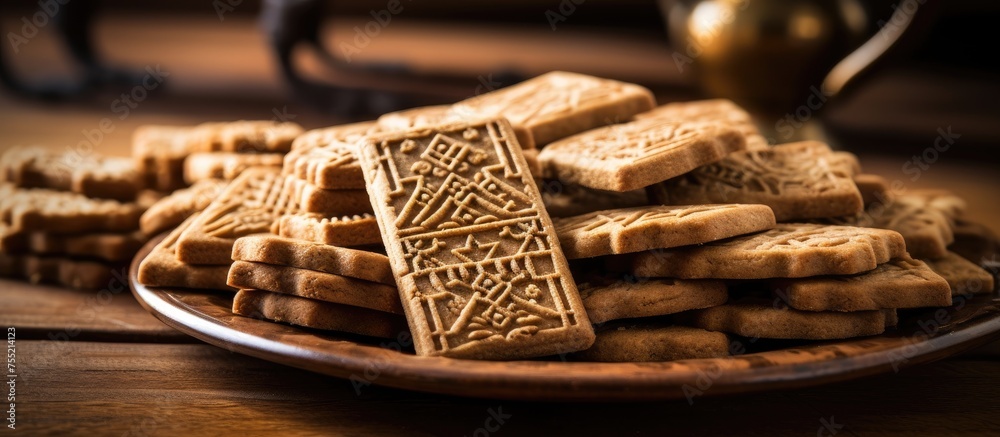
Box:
825;193;956;259
634;99;768;150
574;324;729;362
622;223;907;279
140;179;228;236
175;168;298;265
132;125;193;192
273;212;382;247
232;289;407;338
290;121;379;151
649;141;864;221
290;178;373;215
0;253;119;290
577;275;728;324
449;71;655;146
227;261;402;314
554;204;776;259
358;118;595;359
183;152;283;184
766;258;952;312
538;118;745;192
2;146;142;201
923;251;996;296
232;235;393;284
0;184;142;233
137;215;234;291
188;120;303;153
680;299;897;340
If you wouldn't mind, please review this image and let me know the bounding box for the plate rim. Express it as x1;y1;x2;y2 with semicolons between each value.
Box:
129;236;1000;401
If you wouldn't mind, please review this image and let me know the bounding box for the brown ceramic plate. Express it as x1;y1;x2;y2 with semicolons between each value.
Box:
129;237;1000;401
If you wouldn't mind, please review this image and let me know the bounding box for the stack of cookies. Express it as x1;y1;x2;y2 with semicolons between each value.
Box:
0;147;151;289
131;71;996;363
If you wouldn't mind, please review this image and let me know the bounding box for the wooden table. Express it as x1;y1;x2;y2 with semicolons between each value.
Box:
2;12;999;436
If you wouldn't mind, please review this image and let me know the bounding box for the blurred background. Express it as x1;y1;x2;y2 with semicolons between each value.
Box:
1;0;998;225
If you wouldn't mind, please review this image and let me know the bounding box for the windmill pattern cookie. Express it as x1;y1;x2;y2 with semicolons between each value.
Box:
359;118;594;359
651;141;863;221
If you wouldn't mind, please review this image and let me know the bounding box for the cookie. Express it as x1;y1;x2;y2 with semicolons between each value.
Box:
541;183;649;218
0;184;142;233
137;215;234;291
853;173;890;206
232;289;408;338
284;123;381;190
538;118;746;192
923;251;996;296
826;193;955;259
377;105;456;131
232;235;393;284
910;189;966;220
577;276;727;324
1;146;142;201
949;220;1000;266
183;152;284;183
622;223;907;279
649;141;864;221
273;212;382;247
139;179;228;236
680;298;897;340
0;252;117;290
449;71;655;146
358;118;594;359
554;204;776;259
766;258;952;312
634;99;767;150
289;121;378;151
227;261;402;314
175;168;297;265
574;325;729;362
188;120;303;153
132;125;193;192
290;178;373;215
3;230;146;262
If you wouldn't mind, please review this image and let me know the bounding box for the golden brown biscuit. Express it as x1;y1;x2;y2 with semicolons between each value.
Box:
923;251;996;296
574;324;729;362
273;212;382;247
231;235;393;284
183;152;284;184
137;215;235;291
680;298;897;340
233;289;407;338
140;179;227;236
132;125;194;192
358;118;594;359
577;276;728;324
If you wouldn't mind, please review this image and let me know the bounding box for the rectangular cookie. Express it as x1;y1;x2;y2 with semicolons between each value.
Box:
634;99;768;150
576;275;727;324
765;258;952;312
227;261;402;314
175;168;297;265
680;298;897;340
553;204;775;259
573;324;729;362
290;178;373;215
620;223;907;279
137;215;235;291
377;105;455;131
273;212;382;247
2;146;142;201
132;125;193;192
357;118;595;359
448;71;655;147
649;141;864;221
290;121;378;151
232;289;408;338
232;235;393;284
283;139;366;190
0;184;142;233
541;183;650;218
183;152;284;184
140;179;228;236
538;117;746;192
